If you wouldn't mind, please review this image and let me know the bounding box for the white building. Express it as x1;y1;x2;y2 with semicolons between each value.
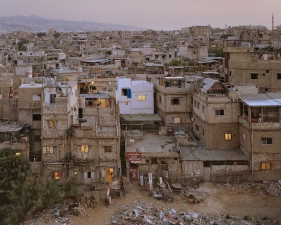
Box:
116;78;154;114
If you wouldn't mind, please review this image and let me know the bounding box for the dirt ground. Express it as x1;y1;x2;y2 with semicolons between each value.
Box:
25;182;281;225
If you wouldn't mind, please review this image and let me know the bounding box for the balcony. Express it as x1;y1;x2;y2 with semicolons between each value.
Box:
239;116;280;130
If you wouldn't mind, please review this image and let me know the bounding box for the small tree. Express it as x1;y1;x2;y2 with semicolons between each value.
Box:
37;32;46;37
62;176;78;199
53;32;60;39
17;38;29;51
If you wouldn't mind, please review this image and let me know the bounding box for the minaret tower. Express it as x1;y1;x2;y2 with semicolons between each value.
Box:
272;13;274;31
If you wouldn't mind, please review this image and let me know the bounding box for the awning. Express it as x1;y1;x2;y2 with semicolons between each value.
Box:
0;125;23;132
120;114;162;122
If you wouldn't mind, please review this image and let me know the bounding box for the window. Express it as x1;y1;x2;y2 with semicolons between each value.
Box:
202;106;205;113
215;109;224;115
197;103;200;109
159;96;162;103
151;158;157;164
261;137;272;145
195;124;199;132
33;114;41;121
171;98;180;105
78;108;83;118
32;94;41;101
251;73;258;79
85;171;95;179
50;94;56;105
224;133;232;141
54;172;62;180
277;74;281;80
81;145;89;153
173;117;181;123
138;95;146;101
121;88;128;96
194;101;196;107
261;162;271;170
266;70;269;73
48;120;57;128
145;159;149;163
104;146;112;152
43;146;53;153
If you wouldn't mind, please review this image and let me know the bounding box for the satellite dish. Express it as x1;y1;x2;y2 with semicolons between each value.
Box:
56;87;62;94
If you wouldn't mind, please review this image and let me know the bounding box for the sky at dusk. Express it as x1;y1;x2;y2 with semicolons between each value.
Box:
0;0;280;30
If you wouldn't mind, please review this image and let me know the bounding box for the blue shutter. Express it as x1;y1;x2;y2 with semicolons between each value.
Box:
127;89;132;98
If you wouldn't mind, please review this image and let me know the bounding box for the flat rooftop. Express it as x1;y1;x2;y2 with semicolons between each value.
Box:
125;131;176;153
180;145;248;161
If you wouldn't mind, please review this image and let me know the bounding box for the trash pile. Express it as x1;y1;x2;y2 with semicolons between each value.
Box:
215;181;281;196
151;181;174;203
183;186;207;204
110;200;281;225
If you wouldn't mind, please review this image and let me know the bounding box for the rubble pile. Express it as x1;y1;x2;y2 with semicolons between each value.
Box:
110;200;280;225
183;186;207;204
215;181;281;196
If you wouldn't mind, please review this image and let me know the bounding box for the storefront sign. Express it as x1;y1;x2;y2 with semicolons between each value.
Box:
126;152;141;162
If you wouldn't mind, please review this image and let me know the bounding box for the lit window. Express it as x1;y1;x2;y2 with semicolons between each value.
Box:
225;133;232;141
15;152;20;156
48;120;57;128
54;172;62;180
81;145;89;153
261;162;271;170
261;137;272;145
43;146;53;153
173;117;181;123
138;95;146;101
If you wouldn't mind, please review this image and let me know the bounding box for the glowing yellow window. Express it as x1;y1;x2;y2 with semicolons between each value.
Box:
138;95;146;101
49;120;57;128
261;162;271;170
224;133;232;141
54;172;62;180
15;152;20;156
81;145;89;153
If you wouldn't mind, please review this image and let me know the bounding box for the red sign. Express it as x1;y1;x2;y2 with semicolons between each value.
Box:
126;152;141;162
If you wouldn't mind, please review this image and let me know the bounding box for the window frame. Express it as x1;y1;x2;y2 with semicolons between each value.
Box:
104;146;112;153
81;145;89;153
215;109;224;116
137;95;146;101
251;73;258;79
32;114;41;121
224;132;232;141
171;98;180;105
261;137;272;145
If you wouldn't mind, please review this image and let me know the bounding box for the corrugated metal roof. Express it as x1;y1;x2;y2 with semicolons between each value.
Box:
241;93;281;106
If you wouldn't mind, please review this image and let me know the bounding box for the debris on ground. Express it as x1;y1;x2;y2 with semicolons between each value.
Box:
215;181;281;196
110;200;281;225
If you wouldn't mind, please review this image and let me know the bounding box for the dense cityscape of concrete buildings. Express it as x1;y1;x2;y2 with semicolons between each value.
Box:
0;22;281;199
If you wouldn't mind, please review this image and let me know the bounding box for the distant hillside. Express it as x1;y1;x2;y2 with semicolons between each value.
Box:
0;15;143;33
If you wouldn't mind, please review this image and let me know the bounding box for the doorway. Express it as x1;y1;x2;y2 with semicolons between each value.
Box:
129;163;139;181
105;168;113;183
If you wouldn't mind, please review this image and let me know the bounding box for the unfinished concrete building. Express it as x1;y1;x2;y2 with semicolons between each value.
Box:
224;46;281;92
154;76;192;127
